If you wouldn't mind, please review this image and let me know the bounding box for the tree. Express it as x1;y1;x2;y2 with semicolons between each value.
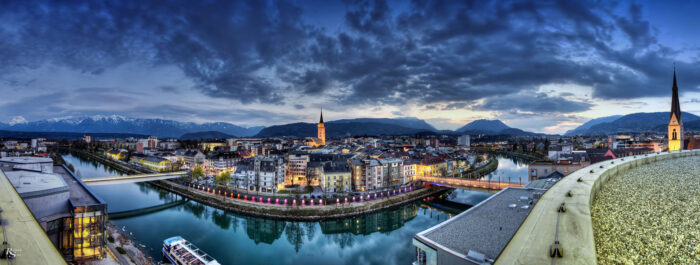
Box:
191;165;204;180
216;171;231;185
438;167;447;177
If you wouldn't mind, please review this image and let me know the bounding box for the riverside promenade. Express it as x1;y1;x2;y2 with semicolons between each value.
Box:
152;180;448;221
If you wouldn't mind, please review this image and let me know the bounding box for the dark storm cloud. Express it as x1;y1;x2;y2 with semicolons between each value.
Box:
0;0;698;112
442;102;468;110
125;104;298;123
475;93;593;113
159;86;181;94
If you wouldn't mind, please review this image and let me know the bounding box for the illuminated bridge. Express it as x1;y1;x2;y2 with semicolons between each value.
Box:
82;171;188;185
416;176;524;193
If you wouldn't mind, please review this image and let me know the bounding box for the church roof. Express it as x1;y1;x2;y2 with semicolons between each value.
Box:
319;109;324;124
670;69;682;122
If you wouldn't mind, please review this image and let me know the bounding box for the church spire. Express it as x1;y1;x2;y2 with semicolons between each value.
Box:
319;108;324;124
671;66;681;122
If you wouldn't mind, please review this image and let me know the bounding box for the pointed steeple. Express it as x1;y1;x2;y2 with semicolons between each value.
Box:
319;108;324;124
670;66;682;122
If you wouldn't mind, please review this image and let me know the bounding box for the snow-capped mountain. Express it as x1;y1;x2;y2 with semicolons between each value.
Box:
0;115;263;138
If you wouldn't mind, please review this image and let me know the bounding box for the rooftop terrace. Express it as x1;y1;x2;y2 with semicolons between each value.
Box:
415;187;545;264
496;149;700;265
0;169;67;265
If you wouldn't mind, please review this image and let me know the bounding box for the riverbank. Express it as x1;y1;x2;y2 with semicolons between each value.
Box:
67;148;450;221
152;180;449;221
486;150;542;161
461;158;499;178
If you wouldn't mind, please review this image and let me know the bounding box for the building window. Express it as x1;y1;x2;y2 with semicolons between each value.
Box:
672;129;677;140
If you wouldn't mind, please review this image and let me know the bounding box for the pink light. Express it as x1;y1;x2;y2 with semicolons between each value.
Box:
276;198;279;204
292;199;296;205
284;199;288;204
311;200;314;206
260;197;263;203
319;199;323;205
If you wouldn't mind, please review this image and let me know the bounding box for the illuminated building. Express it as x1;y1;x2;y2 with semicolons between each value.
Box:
201;142;226;151
320;162;352;193
286;153;309;186
318;109;325;145
141;156;173;172
1;158;107;263
668;68;683;151
105;149;127;160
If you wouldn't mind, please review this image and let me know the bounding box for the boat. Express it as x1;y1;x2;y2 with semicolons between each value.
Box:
162;236;220;265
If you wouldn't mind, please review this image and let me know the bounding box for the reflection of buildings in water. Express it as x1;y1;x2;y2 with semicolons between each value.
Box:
320;203;418;235
182;202;208;219
211;210;233;230
245;216;286;244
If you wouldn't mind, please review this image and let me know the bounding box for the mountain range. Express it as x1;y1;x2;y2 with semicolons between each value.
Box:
565;112;700;136
0;115;263;138
5;111;693;140
255;118;539;138
0;115;541;139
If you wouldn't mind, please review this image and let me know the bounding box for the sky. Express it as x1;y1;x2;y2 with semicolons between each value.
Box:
2;0;700;134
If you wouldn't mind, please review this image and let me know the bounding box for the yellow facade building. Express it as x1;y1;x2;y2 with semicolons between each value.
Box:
317;110;325;146
105;149;127;160
321;163;352;193
141;156;173;172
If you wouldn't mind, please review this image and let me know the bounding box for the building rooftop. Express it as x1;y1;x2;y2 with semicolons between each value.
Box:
0;169;67;265
53;165;105;206
5;171;69;198
416;187;544;263
0;156;53;164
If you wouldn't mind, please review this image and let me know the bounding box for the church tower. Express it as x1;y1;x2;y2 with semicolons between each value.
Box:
317;109;325;146
668;68;683;151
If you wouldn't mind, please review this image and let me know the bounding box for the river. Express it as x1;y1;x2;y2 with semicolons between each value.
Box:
62;153;525;265
483;156;530;184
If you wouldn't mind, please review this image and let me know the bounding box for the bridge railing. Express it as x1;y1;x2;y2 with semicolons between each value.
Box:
416;176;524;190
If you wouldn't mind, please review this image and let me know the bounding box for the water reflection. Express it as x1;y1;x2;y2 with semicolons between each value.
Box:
246;216;286;245
483;156;530;183
320;203;417;236
61;152;509;265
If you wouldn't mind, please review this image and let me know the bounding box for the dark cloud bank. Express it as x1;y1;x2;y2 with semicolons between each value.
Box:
1;0;698;117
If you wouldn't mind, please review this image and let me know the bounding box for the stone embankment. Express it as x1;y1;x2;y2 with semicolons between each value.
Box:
151;180;448;221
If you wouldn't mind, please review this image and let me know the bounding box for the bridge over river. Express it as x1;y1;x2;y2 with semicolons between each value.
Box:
81;171;188;185
416;176;525;193
109;198;188;219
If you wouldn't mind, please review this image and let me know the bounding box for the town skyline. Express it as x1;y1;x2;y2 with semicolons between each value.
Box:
3;0;700;134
